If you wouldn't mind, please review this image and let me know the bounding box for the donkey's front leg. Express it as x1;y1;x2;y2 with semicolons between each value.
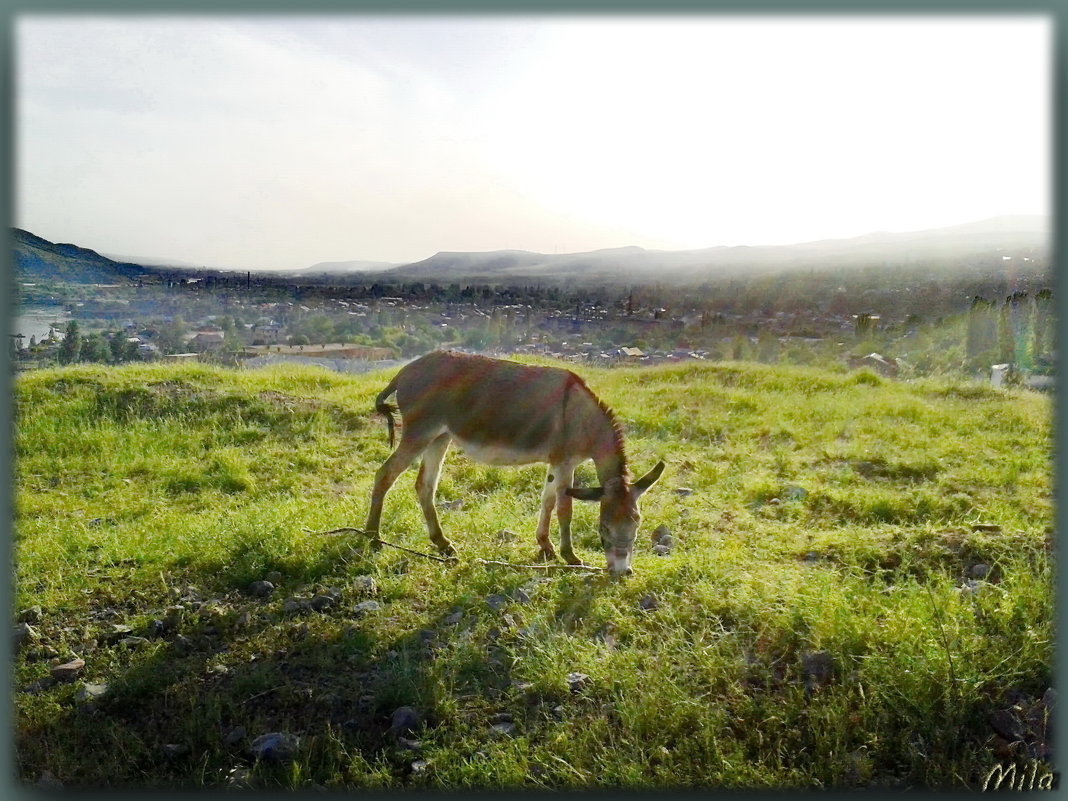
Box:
533;467;559;562
555;465;585;566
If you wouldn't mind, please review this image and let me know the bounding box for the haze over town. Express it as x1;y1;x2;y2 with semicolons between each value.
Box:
15;14;1051;272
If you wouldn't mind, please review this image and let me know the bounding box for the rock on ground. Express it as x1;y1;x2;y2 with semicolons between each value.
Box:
50;658;85;683
249;732;299;763
390;706;421;736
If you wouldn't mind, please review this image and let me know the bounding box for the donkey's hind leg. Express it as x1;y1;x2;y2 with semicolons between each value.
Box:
365;433;432;538
415;433;453;556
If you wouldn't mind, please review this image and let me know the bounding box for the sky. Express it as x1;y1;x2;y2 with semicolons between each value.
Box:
15;14;1051;271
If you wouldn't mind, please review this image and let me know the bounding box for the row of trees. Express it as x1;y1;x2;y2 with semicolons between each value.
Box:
54;321;143;364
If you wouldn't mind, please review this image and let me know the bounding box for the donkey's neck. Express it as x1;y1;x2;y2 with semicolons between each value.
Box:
567;372;629;486
593;452;623;489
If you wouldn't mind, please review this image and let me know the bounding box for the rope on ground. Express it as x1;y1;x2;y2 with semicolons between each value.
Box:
307;526;601;573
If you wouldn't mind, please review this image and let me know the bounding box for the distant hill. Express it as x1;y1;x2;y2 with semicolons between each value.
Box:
381;215;1050;283
101;252;203;269
302;259;397;273
12;228;150;284
14;215;1049;287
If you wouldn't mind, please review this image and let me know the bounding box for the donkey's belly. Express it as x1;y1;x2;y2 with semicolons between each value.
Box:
450;434;546;466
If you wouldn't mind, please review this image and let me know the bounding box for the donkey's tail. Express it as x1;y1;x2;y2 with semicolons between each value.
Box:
374;377;400;449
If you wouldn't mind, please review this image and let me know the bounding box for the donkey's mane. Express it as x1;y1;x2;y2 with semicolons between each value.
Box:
566;372;629;479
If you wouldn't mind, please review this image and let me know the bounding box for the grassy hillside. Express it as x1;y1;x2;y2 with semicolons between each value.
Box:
12;228;146;284
13;359;1053;789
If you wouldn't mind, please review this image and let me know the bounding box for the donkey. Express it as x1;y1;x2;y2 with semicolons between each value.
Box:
365;350;665;576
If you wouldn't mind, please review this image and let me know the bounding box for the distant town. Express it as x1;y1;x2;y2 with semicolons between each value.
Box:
11;248;1055;391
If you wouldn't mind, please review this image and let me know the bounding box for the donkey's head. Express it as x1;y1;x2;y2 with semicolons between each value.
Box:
566;461;665;577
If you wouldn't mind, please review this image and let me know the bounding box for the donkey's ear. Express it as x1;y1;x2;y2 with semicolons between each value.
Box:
633;461;666;496
566;486;604;502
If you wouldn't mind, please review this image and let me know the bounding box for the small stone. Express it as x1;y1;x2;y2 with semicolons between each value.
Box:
410;758;429;776
119;636;150;648
783;485;808;501
390;706;421;735
50;658;85;683
250;732;300;762
149;619;166;638
970;563;991;579
351;575;377;595
566;672;591;693
76;682;109;702
174;634;194;653
485;594;509;612
265;570;284;584
989;710;1024;743
18;605;43;623
36;771;63;790
354;600;380;617
247;580;275;598
768;497;781;505
162;743;189;759
438;499;463;510
673;487;694;497
495;529;517;542
639;594;658;611
653;544;671;556
396;736;422;751
234;610;252;630
972;523;1002;533
550;705;566;719
803;551;821;564
225;726;247;747
513;588;531;605
1041;687;1057;711
490;712;513;724
443;611;463;625
281;598;304;614
490;721;518;737
102;624;134;644
651;524;671;544
310;594;336;612
14;622;38;650
22;677;55;694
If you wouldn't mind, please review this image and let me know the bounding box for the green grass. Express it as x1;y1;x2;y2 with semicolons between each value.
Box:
13;359;1053;789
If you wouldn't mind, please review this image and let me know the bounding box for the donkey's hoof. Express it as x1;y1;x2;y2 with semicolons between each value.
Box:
535;548;558;563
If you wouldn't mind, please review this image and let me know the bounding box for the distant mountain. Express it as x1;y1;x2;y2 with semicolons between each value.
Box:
381;215;1050;283
13;215;1049;287
12;228;150;284
101;252;202;269
302;259;397;273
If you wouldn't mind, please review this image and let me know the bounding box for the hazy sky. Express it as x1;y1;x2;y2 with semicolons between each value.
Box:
16;15;1051;271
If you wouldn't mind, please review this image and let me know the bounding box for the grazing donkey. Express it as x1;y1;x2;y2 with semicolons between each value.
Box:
365;350;665;576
